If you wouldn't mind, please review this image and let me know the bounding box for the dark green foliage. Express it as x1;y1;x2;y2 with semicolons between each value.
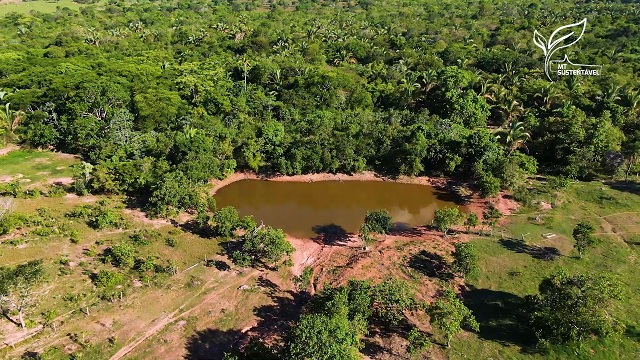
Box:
0;260;45;329
5;0;634;214
527;271;625;344
363;209;393;234
452;242;479;279
165;237;177;247
212;206;241;237
46;185;66;198
0;260;45;295
572;221;599;258
148;171;203;217
286;306;364;360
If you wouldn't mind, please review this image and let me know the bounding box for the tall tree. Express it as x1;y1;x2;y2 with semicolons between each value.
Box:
496;121;531;154
572;221;598;258
429;289;479;347
433;207;462;236
0;260;45;330
527;271;624;344
452;242;479;279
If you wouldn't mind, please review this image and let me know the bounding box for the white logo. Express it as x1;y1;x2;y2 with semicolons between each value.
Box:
533;18;602;81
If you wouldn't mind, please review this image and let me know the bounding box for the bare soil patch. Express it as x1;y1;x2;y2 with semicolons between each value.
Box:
0;173;22;183
47;176;74;185
123;208;171;229
0;144;18;156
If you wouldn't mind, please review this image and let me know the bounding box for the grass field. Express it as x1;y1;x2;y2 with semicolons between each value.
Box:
0;0;84;16
0;149;78;185
451;180;640;359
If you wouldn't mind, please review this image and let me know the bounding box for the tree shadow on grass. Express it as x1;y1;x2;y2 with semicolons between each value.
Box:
311;224;351;246
184;328;244;360
463;287;537;352
184;288;307;359
605;180;640;196
625;324;640;341
498;238;561;261
407;250;454;281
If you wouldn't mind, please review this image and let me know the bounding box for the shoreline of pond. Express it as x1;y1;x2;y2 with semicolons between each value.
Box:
209;171;451;195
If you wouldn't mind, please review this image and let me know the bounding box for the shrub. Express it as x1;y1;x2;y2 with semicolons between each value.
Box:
165;237;177;247
89;206;128;230
47;185;67;197
294;266;313;290
130;231;149;246
108;242;136;268
93;269;125;288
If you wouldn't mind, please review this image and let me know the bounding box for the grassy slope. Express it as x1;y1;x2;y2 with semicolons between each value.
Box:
451;181;640;359
0;0;84;15
0;149;78;184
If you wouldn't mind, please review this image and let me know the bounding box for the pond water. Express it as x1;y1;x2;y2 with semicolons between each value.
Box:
214;179;465;239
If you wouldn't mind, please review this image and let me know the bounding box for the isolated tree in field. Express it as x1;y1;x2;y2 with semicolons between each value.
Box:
428;289;479;347
527;271;624;344
232;226;294;267
452;242;479;279
364;209;393;235
71;162;94;196
572;221;598;258
464;213;479;233
0;260;45;330
358;222;374;248
433;207;462;235
482;205;503;236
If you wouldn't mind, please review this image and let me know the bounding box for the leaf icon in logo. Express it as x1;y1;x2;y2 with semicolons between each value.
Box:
547;18;587;55
535;18;588;81
533;30;548;57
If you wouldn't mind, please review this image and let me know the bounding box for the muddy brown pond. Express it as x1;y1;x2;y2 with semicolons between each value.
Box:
214;179;465;239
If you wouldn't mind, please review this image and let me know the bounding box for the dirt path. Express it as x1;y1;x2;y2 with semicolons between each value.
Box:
109;269;259;360
0;144;18;156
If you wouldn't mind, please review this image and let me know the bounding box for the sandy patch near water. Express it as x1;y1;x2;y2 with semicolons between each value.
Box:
210;171;449;194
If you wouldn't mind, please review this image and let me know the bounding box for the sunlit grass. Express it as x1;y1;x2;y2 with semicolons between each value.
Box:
450;180;640;359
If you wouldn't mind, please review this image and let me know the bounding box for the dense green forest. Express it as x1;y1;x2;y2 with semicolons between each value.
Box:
0;0;638;215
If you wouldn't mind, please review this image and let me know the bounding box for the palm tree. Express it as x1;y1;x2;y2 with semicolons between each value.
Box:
0;103;25;133
534;83;562;109
623;87;639;114
598;84;621;104
496;121;531;154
